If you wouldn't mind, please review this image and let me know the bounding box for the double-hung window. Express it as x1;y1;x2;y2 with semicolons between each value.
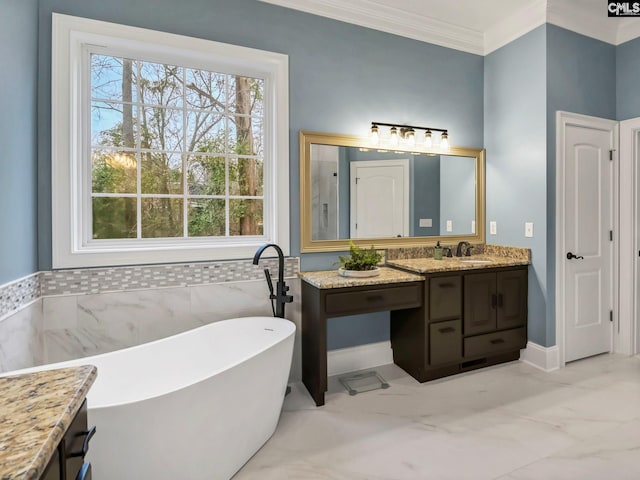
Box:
52;14;289;268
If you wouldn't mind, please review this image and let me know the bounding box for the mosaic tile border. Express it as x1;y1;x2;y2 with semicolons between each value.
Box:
0;273;41;320
40;257;300;297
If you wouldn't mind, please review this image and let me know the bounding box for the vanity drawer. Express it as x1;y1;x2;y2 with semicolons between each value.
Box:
429;275;462;321
464;327;526;358
325;283;421;316
429;319;462;365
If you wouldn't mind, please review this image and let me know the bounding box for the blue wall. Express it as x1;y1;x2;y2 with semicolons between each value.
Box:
36;0;484;349
0;0;39;284
11;1;624;350
484;26;548;345
485;24;616;348
617;36;640;120
546;25;616;345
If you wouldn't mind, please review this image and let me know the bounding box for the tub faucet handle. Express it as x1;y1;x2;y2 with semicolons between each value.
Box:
263;268;274;297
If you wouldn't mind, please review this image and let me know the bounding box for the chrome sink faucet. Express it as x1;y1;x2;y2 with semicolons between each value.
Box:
455;241;472;257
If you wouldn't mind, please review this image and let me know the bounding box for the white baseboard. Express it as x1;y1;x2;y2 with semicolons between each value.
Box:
327;341;393;376
520;341;560;372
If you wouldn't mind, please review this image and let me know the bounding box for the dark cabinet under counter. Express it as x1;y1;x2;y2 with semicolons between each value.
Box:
41;399;95;480
300;264;528;406
391;265;528;383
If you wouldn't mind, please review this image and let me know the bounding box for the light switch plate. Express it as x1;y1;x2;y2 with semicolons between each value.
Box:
419;218;432;228
525;222;534;237
490;221;497;235
446;220;453;232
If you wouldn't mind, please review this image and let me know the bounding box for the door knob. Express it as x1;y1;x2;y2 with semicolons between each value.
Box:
566;252;584;260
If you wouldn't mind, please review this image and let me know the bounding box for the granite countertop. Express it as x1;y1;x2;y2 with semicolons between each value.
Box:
0;365;97;480
386;252;530;274
299;266;424;289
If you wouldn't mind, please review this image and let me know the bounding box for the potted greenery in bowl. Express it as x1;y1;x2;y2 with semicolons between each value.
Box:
337;241;383;278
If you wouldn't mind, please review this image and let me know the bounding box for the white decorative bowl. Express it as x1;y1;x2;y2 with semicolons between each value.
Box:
338;267;381;278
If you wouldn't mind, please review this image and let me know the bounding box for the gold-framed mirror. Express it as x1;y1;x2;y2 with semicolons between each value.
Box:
300;131;485;253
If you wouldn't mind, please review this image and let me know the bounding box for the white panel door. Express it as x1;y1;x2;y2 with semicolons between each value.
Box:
564;122;614;362
350;160;409;239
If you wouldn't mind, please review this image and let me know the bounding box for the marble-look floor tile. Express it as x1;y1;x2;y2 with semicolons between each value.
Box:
236;354;640;480
498;418;640;480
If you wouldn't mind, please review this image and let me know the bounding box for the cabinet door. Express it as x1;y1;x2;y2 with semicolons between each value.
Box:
429;319;462;365
496;268;527;330
429;275;462;321
463;272;497;335
41;448;61;480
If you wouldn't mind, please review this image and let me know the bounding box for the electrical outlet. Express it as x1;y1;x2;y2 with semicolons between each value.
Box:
419;218;432;228
446;220;453;232
490;221;497;235
525;222;534;238
471;220;476;234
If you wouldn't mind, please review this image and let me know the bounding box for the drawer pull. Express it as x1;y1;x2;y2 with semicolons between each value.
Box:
366;294;384;302
438;283;455;289
438;326;456;333
490;338;505;345
69;426;96;458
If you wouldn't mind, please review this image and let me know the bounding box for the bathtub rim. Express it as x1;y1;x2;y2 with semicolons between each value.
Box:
1;316;295;409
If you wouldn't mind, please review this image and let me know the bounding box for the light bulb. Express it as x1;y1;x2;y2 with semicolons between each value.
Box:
424;130;433;148
390;127;399;146
370;125;379;146
406;129;416;147
440;132;450;151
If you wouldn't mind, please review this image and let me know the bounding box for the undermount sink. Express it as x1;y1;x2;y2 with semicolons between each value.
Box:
459;259;493;264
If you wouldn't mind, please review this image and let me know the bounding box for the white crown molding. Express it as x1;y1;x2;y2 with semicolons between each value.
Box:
259;0;484;55
617;17;640;45
484;0;547;55
260;0;640;55
547;0;618;45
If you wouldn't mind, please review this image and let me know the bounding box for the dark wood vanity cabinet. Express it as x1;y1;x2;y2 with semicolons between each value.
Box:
391;265;528;383
41;400;94;480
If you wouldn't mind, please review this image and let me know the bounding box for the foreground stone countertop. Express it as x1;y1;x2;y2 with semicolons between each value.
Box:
386;253;530;274
0;365;97;480
300;266;424;289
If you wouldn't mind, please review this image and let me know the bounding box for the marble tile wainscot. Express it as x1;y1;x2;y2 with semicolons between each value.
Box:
0;257;303;382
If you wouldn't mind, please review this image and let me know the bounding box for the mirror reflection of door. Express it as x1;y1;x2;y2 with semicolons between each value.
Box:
310;144;339;240
350;159;410;239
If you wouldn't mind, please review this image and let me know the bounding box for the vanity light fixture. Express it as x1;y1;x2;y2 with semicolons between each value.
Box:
370;124;379;145
389;126;399;147
370;122;450;151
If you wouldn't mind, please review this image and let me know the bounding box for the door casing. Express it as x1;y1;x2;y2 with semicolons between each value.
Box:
555;111;619;367
619;117;640;355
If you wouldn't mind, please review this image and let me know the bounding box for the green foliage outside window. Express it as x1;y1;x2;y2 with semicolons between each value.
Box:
90;55;265;240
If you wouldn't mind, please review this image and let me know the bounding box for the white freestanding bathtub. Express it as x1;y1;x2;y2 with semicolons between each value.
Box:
6;316;295;480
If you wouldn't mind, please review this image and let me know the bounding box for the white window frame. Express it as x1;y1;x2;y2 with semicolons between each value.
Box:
52;13;289;268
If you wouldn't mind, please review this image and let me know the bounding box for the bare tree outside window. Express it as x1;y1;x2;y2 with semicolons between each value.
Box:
90;54;264;240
